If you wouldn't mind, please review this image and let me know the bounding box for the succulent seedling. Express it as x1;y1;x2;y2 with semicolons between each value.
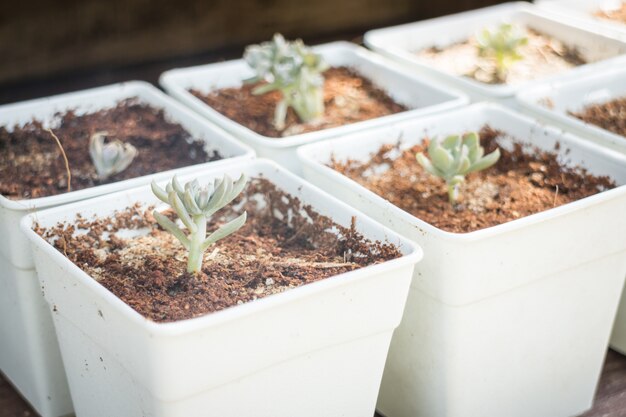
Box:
89;131;138;180
151;174;248;274
244;33;329;130
475;23;528;81
416;132;501;204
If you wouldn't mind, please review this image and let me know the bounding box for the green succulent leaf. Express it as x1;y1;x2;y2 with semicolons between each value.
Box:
151;174;249;274
202;212;247;251
416;132;501;204
153;211;190;249
475;23;527;80
243;33;328;129
468;147;501;174
89;131;137;180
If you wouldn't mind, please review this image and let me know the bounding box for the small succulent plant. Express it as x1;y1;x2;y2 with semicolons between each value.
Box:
244;33;329;130
89;131;138;180
476;23;528;81
151;174;248;274
416;132;501;204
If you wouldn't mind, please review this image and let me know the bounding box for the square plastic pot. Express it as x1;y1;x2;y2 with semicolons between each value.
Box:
518;66;626;354
364;2;626;102
535;0;626;41
21;159;422;417
0;81;254;417
159;41;468;173
517;66;626;155
298;103;626;417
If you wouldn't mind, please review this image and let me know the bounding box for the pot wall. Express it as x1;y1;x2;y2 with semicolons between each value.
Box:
22;159;422;417
0;81;254;417
535;0;626;41
298;103;626;417
517;66;626;155
364;2;626;101
0;254;72;417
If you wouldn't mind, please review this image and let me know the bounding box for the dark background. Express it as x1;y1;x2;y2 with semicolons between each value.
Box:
0;0;510;104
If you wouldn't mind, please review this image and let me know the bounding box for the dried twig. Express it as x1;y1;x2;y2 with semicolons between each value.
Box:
45;128;71;192
553;185;559;207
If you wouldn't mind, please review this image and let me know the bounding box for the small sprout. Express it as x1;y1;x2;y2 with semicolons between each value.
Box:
416;132;501;204
89;131;137;180
475;23;528;81
151;174;248;274
244;33;329;130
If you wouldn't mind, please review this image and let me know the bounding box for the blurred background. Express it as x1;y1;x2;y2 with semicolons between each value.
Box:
0;0;509;104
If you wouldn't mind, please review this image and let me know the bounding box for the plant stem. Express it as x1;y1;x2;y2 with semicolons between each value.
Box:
447;182;458;205
187;215;207;274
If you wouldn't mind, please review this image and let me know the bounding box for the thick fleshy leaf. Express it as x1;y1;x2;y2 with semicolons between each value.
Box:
184;188;202;216
416;153;441;177
154;211;190;249
442;135;461;150
169;191;197;233
201;212;247;251
252;82;280;95
431;145;454;172
151;180;169;204
469;148;501;173
172;175;185;198
207;176;228;212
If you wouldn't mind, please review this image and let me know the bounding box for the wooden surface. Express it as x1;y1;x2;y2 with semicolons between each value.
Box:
2;350;626;417
0;0;509;85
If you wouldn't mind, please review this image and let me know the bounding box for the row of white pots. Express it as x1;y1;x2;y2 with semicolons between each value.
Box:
0;41;468;417
3;3;626;416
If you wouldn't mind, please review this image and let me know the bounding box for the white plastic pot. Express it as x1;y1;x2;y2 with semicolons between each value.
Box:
518;66;626;354
0;254;70;417
535;0;626;41
159;41;468;173
0;81;254;417
21;159;422;417
517;66;626;155
298;103;626;417
364;2;626;103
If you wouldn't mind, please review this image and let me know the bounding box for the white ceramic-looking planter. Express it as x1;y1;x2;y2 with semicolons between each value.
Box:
364;2;626;102
21;159;422;417
159;41;468;173
298;103;626;417
517;66;626;155
519;66;626;354
0;81;253;417
535;0;626;41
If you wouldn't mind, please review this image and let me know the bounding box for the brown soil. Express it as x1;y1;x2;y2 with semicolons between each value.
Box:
190;66;408;138
416;28;587;85
595;3;626;23
0;99;222;200
330;126;615;233
36;178;401;323
569;97;626;137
